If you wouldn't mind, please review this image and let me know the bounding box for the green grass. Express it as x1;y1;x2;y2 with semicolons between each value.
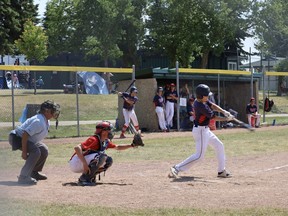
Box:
1;199;288;216
0;89;118;122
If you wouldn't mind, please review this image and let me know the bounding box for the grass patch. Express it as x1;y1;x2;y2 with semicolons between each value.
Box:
0;89;118;122
1;199;288;216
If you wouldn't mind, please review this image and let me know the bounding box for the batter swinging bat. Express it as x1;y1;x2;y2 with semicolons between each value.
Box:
232;117;255;132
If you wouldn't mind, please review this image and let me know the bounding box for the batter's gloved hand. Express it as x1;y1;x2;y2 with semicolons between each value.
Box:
131;133;144;147
223;110;231;117
226;115;234;122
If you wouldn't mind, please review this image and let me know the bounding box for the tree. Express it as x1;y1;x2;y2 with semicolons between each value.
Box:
117;0;147;67
145;0;255;68
275;58;288;96
254;0;288;57
0;0;38;58
43;0;76;55
15;20;48;63
74;0;127;67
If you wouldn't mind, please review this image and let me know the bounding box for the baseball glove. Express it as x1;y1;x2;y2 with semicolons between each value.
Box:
131;133;144;147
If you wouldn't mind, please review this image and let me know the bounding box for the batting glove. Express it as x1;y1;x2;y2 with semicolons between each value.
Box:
223;110;231;117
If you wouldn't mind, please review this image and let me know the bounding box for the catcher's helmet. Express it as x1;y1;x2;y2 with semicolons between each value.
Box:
95;121;114;139
130;86;138;93
40;100;61;119
195;84;212;99
96;121;113;132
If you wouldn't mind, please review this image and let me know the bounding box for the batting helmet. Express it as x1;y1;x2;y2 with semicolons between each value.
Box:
40;100;61;119
157;86;163;92
195;84;212;99
130;86;138;93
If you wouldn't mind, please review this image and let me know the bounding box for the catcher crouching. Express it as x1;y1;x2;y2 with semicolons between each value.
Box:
69;121;144;186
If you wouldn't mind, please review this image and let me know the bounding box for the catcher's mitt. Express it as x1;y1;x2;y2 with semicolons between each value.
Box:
131;133;144;147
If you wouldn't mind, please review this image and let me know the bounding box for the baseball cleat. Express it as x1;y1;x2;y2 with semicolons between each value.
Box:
119;134;126;139
217;170;231;178
169;166;179;178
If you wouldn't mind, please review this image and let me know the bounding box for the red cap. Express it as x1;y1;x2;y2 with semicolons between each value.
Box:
250;97;255;102
170;83;175;87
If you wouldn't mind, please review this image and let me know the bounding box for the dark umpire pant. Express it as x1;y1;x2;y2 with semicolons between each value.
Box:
9;131;49;178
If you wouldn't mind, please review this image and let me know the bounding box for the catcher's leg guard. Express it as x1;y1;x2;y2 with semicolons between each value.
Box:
103;156;113;171
78;153;106;185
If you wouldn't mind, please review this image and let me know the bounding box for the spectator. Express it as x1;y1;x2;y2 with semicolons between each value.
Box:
36;76;44;89
12;73;19;88
246;97;261;128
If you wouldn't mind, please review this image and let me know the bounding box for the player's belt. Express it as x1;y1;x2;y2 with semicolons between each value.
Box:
194;125;208;128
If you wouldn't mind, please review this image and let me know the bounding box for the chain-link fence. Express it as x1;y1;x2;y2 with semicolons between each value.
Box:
0;66;134;141
1;65;288;141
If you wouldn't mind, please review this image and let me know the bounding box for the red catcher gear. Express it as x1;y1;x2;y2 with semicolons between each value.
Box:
95;121;113;134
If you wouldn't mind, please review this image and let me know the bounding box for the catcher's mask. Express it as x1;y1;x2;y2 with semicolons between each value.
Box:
40;100;61;119
195;84;212;99
95;121;114;140
39;100;61;129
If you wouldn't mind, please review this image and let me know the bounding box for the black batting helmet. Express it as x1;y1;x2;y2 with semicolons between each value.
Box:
195;84;212;99
130;86;138;93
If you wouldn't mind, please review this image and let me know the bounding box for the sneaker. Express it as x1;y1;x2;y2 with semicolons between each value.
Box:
31;171;47;180
119;134;126;139
170;166;179;178
18;175;37;185
217;170;231;178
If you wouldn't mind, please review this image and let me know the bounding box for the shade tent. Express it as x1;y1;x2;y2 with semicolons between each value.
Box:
77;71;109;94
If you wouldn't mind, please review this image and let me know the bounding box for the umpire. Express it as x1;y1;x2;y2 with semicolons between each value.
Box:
8;100;60;185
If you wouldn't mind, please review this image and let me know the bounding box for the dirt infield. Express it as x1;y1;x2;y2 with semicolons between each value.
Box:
1;126;288;209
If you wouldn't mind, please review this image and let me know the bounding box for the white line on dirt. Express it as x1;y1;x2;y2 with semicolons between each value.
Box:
261;164;288;172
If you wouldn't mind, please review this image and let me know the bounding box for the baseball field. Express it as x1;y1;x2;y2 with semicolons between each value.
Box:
0;91;288;215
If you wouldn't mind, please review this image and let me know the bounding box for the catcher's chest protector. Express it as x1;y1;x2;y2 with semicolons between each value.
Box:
94;135;109;152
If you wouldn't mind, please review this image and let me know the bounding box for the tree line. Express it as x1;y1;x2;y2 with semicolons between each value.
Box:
1;0;288;70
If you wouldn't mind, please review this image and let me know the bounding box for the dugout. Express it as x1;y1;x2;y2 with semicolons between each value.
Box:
117;68;261;132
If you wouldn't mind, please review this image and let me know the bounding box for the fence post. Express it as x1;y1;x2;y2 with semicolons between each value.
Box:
76;71;80;137
262;66;266;123
176;61;180;131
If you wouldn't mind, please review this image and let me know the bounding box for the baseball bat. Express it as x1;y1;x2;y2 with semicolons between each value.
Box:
232;117;255;132
124;79;136;92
